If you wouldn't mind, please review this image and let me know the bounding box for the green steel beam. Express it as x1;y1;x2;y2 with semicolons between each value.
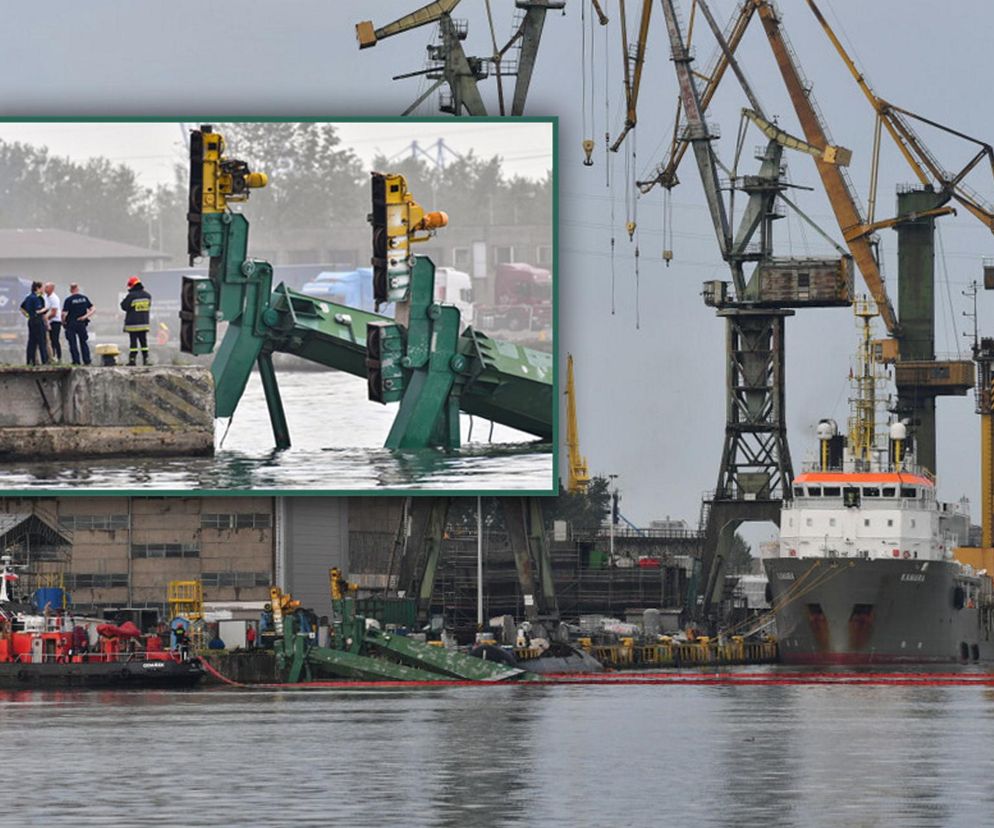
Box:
363;628;532;681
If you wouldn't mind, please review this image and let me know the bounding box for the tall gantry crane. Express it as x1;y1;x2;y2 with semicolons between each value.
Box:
356;1;565;116
658;0;854;620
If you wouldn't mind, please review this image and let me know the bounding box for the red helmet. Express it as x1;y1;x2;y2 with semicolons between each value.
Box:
127;276;141;288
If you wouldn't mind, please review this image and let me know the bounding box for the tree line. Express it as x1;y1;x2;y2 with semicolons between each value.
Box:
0;123;553;264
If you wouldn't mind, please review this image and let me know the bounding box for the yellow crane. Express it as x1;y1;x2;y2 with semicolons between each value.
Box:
565;353;590;493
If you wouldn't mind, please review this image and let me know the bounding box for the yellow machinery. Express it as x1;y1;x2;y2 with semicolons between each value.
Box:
168;580;205;649
565;353;590;493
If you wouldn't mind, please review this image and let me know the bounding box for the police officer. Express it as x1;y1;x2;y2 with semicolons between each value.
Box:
120;275;152;366
62;282;94;365
20;281;49;365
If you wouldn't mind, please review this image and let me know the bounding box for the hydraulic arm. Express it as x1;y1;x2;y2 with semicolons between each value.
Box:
182;125;553;451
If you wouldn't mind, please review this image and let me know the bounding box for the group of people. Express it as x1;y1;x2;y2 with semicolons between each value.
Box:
20;276;153;367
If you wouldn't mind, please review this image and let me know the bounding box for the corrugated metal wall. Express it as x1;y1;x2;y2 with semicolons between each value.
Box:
276;497;349;619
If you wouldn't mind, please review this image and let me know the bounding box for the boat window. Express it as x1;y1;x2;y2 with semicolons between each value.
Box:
805;518;813;527
864;519;870;527
823;487;841;497
829;518;836;527
887;519;893;527
793;487;804;497
844;487;861;508
863;487;880;497
901;487;917;498
807;486;822;497
882;487;896;497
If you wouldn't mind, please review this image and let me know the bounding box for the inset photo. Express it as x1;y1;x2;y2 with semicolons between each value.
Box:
0;119;556;493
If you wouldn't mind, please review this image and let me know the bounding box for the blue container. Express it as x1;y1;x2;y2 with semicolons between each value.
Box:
33;588;64;611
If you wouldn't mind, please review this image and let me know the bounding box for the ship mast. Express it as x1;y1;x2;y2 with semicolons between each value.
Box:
848;299;879;469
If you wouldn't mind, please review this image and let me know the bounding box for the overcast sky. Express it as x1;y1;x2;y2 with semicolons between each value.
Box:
1;0;992;536
0;122;553;188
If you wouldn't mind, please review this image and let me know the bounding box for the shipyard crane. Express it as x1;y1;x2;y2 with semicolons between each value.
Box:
658;0;855;622
565;354;590;493
355;1;564;116
752;0;978;474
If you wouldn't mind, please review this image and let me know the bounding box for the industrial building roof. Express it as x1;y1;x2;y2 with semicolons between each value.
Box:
0;229;168;261
0;513;73;548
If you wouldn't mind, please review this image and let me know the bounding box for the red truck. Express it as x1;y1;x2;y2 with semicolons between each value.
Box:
476;263;552;333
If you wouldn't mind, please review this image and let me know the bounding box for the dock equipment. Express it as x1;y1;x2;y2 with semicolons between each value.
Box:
182;125;552;450
270;578;533;683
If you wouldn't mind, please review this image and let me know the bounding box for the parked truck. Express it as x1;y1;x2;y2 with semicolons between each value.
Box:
302;266;473;324
476;263;552;332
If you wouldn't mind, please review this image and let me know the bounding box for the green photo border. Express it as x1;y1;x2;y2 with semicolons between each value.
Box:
0;115;560;499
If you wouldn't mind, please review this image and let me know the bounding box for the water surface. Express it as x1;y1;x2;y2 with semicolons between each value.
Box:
0;370;553;492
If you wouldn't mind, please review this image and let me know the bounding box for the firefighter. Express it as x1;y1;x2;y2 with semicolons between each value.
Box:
120;275;152;366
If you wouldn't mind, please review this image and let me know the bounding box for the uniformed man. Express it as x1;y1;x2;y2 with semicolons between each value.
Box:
43;282;63;362
120;275;152;366
19;281;49;365
62;283;95;366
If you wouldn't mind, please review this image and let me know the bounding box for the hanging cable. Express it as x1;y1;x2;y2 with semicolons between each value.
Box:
634;227;641;330
610;149;617;315
581;0;593;165
604;5;610;185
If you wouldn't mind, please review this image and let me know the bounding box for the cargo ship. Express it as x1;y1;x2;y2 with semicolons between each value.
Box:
765;306;994;664
0;557;203;689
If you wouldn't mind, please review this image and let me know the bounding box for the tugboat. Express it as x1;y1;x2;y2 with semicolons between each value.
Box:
0;557;203;688
765;304;994;664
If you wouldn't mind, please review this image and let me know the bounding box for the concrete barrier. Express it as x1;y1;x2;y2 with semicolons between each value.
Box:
0;365;214;458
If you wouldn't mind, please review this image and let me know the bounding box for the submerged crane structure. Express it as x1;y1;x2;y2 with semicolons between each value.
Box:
355;0;565;116
181;125;553;451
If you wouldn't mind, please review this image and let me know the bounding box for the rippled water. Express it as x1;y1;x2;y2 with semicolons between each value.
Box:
0;370;553;492
8;677;994;826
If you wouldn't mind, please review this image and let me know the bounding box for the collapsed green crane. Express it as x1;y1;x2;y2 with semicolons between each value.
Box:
270;575;536;682
181;125;553;451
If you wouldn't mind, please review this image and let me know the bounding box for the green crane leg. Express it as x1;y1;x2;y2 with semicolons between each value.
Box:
257;350;290;450
364;630;532;681
384;305;463;449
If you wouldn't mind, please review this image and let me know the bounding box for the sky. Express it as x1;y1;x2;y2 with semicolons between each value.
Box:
0;122;554;189
1;0;993;536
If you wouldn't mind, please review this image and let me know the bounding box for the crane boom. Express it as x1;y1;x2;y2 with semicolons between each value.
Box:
642;0;755;191
752;0;898;334
660;0;734;275
805;0;994;234
510;1;566;116
356;0;461;49
610;0;653;152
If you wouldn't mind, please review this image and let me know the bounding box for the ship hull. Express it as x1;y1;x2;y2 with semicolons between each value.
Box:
0;657;204;689
764;557;994;665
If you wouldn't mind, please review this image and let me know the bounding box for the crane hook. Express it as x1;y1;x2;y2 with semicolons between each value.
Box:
582;139;595;167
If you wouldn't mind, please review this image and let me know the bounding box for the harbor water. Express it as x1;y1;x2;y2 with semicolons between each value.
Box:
0;369;553;491
9;676;994;827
